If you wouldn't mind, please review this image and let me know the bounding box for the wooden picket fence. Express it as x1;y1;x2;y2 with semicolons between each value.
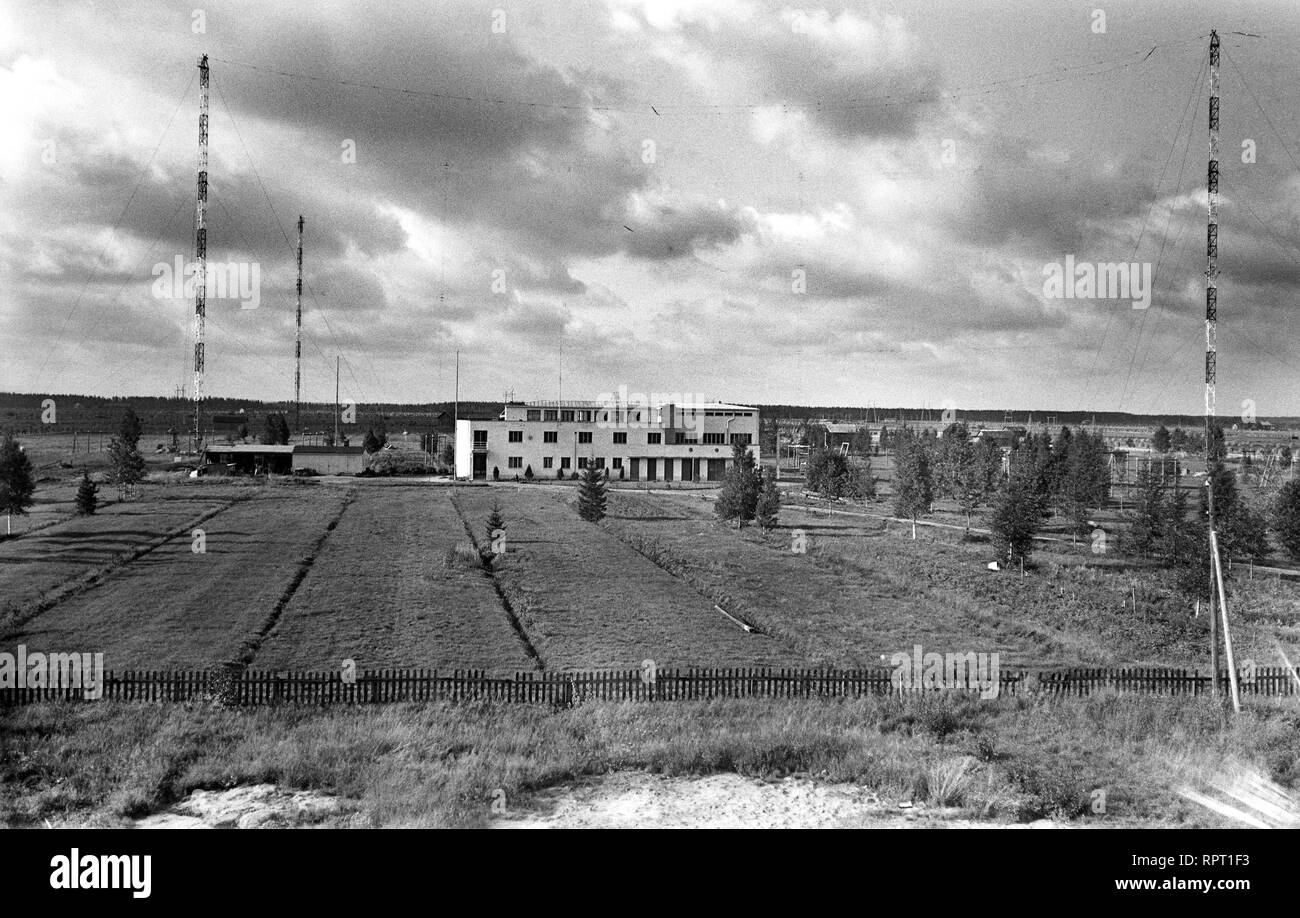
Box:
1;665;1298;706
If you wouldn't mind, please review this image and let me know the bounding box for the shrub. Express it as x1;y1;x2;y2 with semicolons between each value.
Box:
492;466;500;481
75;471;99;516
524;465;533;480
755;468;780;530
445;543;483;571
556;467;564;480
485;503;505;544
578;463;607;522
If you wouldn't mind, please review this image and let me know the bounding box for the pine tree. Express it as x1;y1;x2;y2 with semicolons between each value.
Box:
1205;462;1268;564
715;442;760;525
891;431;932;538
0;432;36;532
578;462;607;522
118;407;143;449
1166;483;1209;597
1152;424;1171;454
755;468;780;530
806;447;869;499
262;413;290;445
362;428;381;453
1272;480;1300;561
485;502;506;543
991;472;1041;566
106;436;146;500
75;471;99;516
1128;463;1166;557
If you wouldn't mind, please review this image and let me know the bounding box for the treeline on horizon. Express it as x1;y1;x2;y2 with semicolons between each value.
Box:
1;392;1295;431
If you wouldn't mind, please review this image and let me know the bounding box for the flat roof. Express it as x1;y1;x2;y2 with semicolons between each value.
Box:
203;444;295;454
517;400;757;412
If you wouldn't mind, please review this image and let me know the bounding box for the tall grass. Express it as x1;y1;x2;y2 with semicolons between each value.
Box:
4;692;1296;828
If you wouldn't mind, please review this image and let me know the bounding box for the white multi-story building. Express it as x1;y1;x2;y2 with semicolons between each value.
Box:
454;399;760;482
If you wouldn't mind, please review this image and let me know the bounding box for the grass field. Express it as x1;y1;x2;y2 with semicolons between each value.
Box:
0;482;259;635
5;484;349;668
449;487;796;669
4;691;1298;827
255;488;534;673
599;488;1052;667
5;476;1297;676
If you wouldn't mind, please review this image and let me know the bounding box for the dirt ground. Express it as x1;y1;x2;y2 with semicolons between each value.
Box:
490;772;1071;829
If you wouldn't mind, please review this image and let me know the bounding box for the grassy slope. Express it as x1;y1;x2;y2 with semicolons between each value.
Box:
256;488;534;673
3;693;1297;828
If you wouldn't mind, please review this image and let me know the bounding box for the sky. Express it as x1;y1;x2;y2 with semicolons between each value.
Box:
3;0;1300;416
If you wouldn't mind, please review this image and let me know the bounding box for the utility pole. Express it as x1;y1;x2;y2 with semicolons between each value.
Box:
294;215;303;435
334;356;340;444
1205;29;1220;694
454;349;459;428
192;54;209;454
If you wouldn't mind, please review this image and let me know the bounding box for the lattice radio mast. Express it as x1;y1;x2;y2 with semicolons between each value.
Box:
295;215;304;433
192;54;209;453
1205;30;1221;689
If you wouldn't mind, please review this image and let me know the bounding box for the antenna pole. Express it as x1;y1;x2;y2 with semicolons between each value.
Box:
192;54;209;454
1206;29;1221;694
295;215;303;434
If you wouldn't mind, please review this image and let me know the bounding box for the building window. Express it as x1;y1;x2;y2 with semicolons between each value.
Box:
508;430;523;443
544;409;558;422
613;457;623;469
647;432;661;445
508;456;522;469
577;410;592;423
561;457;571;469
578;457;588;469
730;433;753;445
613;432;627;444
473;430;487;446
578;431;592;444
543;457;553;469
560;410;575;422
703;433;725;445
526;410;541;421
543;431;558;443
594;457;605;469
674;433;697;445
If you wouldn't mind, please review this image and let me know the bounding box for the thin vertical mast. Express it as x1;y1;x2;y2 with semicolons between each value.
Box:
295;215;303;434
1206;29;1221;692
193;54;209;453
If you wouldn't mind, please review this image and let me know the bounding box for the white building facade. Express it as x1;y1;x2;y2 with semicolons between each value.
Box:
454;399;760;482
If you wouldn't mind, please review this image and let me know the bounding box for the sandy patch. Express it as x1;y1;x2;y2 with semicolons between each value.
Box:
492;772;1066;829
134;784;351;829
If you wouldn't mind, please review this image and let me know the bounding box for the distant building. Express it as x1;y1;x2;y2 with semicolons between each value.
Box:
202;444;294;474
454;398;760;481
293;445;365;475
824;422;861;454
971;427;1024;450
200;443;364;475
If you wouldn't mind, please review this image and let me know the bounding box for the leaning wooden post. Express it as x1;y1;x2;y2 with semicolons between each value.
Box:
1210;531;1240;713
